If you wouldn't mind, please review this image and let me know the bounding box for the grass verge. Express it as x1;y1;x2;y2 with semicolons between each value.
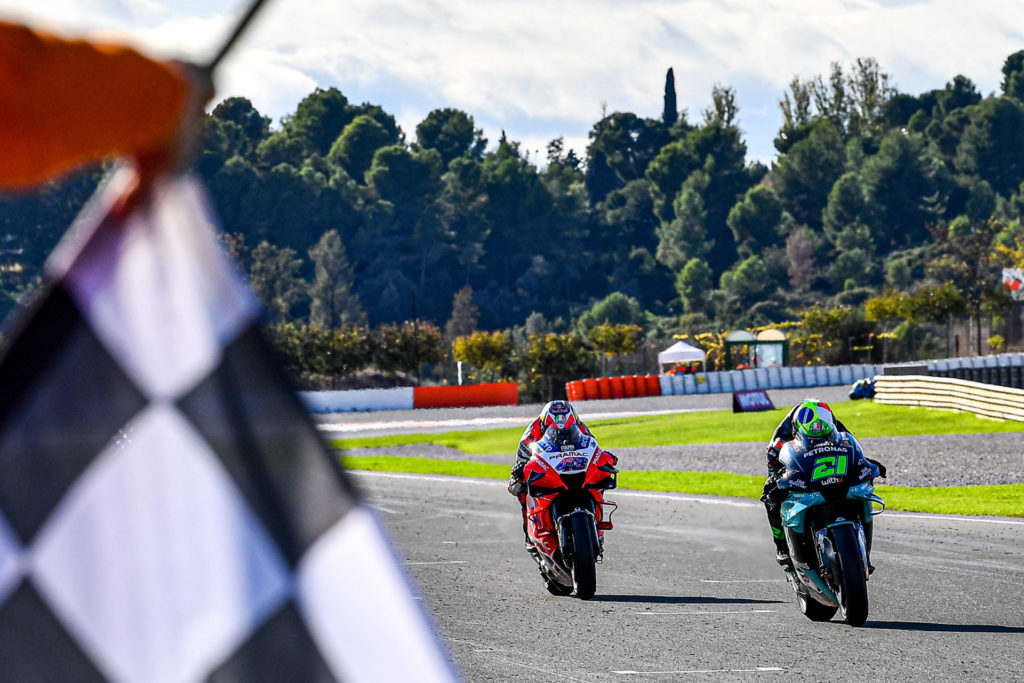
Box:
334;401;1024;454
342;455;1024;518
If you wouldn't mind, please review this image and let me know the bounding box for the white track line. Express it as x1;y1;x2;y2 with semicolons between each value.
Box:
613;667;783;675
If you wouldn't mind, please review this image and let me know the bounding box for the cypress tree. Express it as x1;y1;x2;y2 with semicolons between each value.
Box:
663;67;678;127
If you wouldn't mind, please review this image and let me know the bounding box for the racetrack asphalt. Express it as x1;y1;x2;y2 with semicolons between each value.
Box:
358;472;1024;682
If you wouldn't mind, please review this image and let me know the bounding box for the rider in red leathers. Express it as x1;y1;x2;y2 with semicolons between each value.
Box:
508;400;613;555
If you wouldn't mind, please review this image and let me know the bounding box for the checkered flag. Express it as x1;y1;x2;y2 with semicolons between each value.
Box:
0;170;458;681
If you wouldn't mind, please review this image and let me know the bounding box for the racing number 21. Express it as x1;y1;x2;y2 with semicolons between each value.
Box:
811;455;848;481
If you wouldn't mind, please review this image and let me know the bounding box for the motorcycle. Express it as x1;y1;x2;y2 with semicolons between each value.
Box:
775;434;884;626
522;431;618;600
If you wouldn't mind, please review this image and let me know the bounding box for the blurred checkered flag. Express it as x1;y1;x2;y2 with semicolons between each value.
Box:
0;170;458;681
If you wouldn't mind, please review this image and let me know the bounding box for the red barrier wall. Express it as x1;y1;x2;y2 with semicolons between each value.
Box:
645;374;661;396
582;378;598;400
597;377;612;399
622;375;637;397
610;376;625;398
413;382;519;408
632;374;648;397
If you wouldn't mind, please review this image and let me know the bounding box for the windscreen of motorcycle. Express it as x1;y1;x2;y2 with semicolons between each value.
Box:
778;433;871;489
530;435;599;474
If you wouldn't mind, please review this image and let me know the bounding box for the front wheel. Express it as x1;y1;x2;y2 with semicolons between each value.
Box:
831;524;869;626
566;514;597;600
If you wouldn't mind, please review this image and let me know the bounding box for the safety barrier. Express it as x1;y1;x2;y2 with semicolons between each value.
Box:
300;382;518;413
412;382;518;409
873;375;1024;422
566;375;661;401
927;352;1024;390
654;364;885;397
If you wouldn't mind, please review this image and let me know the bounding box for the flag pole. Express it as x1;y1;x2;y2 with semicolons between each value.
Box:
205;0;272;72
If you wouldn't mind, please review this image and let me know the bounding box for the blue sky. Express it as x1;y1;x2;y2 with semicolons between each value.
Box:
4;0;1024;166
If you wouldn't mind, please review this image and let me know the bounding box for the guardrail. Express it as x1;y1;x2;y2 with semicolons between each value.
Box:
873;375;1024;422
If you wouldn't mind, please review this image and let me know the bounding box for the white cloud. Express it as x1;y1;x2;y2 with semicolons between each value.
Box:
3;0;1024;163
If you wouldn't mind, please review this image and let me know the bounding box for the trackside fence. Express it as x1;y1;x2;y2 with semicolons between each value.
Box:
655;364;885;397
873;375;1024;422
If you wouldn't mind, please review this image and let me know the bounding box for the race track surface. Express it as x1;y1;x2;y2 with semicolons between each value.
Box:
356;472;1024;682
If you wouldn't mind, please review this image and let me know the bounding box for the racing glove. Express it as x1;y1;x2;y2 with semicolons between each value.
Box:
868;458;887;478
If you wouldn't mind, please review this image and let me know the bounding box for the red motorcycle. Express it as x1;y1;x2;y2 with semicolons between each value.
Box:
522;429;618;599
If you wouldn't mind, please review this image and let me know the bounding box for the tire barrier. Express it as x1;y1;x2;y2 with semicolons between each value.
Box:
565;375;663;401
874;375;1024;422
300;382;518;413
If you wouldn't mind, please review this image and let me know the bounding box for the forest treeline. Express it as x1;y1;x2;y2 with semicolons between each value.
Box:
3;54;1024;388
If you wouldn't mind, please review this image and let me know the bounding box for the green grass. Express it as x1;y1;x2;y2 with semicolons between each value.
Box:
334;401;1024;454
342;455;1024;518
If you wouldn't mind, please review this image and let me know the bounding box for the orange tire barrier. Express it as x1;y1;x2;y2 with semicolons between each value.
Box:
645;374;661;396
582;378;599;400
622;375;637;398
597;377;612;399
413;382;518;408
633;374;648;397
566;380;583;401
610;376;625;399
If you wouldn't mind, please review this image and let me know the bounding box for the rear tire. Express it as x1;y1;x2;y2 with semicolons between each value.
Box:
567;514;597;600
544;577;573;596
798;592;838;622
831;524;869;626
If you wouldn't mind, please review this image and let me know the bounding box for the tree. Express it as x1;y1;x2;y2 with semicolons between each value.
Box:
1001;50;1024;100
576;292;646;332
308;230;365;328
588;322;642;374
773;118;845;229
373;321;445;385
861;128;947;251
521;333;597;401
329;115;397;182
249;241;307;322
955;96;1024;197
445;285;479;339
285;87;355;156
727;185;784;257
416;108;485;166
451;330;515;382
786;227;820;291
655;182;711;271
663;67;678;127
675;258;713;316
926;217;1003;354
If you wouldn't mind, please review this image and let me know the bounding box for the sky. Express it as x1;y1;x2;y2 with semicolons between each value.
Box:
4;0;1024;167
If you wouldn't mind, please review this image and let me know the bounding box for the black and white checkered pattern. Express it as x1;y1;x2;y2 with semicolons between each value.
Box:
0;171;457;681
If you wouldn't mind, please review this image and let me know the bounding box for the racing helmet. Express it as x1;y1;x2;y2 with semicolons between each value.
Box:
793;399;836;440
539;400;578;432
543;423;583;450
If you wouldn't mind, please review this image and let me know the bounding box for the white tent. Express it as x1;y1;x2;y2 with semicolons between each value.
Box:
657;341;706;370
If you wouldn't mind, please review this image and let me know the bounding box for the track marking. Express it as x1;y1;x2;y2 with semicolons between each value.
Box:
634;609;775;615
613;667;783;675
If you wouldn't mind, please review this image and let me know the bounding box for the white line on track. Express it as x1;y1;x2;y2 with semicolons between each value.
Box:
351;471;1024;524
613;667;783;675
634;610;776;616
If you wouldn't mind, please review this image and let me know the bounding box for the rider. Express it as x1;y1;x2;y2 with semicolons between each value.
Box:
761;398;886;571
508;400;601;553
